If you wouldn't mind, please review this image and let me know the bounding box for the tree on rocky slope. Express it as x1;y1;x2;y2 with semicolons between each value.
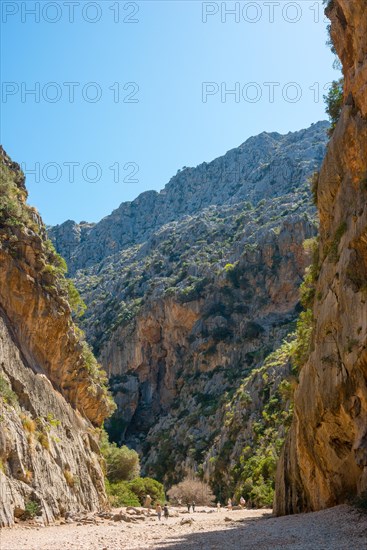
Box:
168;477;215;506
324;78;344;136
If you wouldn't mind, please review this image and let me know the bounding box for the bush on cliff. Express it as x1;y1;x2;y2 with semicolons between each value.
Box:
324;78;344;136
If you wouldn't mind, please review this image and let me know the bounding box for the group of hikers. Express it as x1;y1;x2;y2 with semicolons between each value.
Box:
226;496;247;510
144;494;247;520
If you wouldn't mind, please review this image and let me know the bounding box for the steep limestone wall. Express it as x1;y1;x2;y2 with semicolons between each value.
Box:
0;311;107;526
275;0;367;515
0;148;112;526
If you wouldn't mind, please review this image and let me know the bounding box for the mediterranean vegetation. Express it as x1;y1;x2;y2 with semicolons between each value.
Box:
100;430;165;507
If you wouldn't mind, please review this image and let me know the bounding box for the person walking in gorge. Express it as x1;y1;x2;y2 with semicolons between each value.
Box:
156;503;162;521
144;495;152;515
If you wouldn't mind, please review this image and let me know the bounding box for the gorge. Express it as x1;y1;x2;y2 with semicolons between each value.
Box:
50;121;328;502
0;0;366;535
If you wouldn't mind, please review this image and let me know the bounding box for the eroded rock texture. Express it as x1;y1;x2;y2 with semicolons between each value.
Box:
0;148;112;526
275;0;367;515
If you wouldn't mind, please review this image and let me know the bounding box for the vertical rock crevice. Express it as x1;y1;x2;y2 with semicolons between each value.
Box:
275;0;367;515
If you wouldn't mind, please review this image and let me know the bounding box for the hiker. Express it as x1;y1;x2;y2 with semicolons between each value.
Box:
217;502;221;512
163;504;169;519
227;498;232;511
240;496;246;509
187;502;191;513
156;503;162;521
144;494;152;515
192;501;196;513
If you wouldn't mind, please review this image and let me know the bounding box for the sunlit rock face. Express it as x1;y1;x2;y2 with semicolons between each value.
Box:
275;0;367;516
0;148;109;526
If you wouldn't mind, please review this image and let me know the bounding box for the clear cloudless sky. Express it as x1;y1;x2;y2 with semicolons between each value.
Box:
1;0;341;225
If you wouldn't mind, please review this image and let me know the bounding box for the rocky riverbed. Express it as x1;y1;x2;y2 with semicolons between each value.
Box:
1;505;366;550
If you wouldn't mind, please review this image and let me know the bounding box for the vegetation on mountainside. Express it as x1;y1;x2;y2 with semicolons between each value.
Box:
48;127;326;506
75;182;318;357
139;230;318;507
289;237;319;376
0;156;114;415
323;0;343;133
324;79;344;136
0;375;18;406
227;235;319;506
209;267;316;510
209;337;296;507
100;430;165;506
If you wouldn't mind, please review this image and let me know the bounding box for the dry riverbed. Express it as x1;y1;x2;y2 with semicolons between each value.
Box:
1;505;366;550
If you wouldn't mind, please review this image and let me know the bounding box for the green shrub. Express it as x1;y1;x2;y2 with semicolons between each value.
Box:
0;375;18;406
291;309;314;374
101;431;140;483
224;262;241;288
127;477;165;505
105;479;141;507
23;500;41;519
65;279;87;317
324;78;344;136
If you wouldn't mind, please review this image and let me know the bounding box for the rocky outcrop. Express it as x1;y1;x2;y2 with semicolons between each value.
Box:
0;148;114;526
0;313;107;526
50;123;328;494
275;0;367;515
102;214;313;469
50;122;328;274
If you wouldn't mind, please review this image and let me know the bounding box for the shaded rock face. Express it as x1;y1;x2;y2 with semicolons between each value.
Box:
275;0;367;515
0;148;110;526
50;123;329;487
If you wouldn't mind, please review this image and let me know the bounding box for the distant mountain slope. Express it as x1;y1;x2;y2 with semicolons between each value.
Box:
50;121;328;274
50;121;329;502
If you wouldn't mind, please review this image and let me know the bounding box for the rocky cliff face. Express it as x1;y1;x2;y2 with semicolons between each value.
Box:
50;122;327;274
0;148;114;526
50;123;328;499
275;0;367;515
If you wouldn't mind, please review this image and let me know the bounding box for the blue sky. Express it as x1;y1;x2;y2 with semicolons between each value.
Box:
1;1;340;226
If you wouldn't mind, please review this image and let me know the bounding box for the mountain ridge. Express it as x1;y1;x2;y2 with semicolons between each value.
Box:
50;121;328;274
